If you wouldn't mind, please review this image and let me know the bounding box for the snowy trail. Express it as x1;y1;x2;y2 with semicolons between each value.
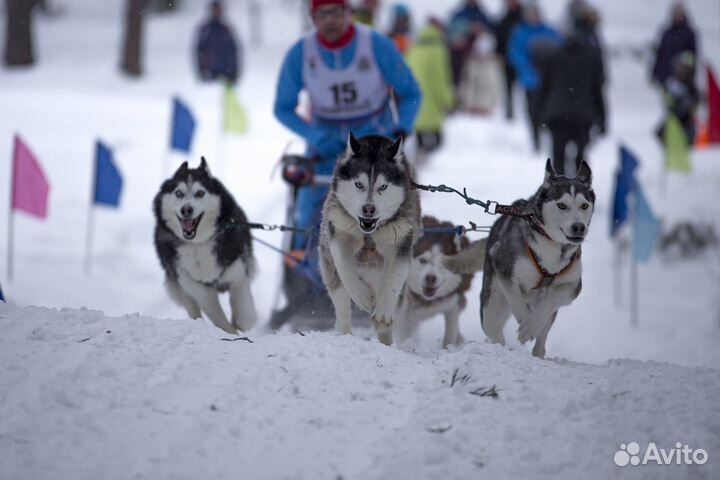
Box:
1;305;718;480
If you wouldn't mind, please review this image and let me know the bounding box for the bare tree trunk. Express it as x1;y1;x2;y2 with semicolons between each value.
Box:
120;0;148;77
4;0;36;67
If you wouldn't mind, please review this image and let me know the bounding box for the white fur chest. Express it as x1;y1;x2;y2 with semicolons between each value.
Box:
407;293;460;322
176;241;223;284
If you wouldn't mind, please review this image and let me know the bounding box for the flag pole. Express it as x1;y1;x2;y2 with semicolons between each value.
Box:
7;210;14;282
84;206;95;273
7;137;17;282
84;150;97;273
614;238;623;308
630;194;639;328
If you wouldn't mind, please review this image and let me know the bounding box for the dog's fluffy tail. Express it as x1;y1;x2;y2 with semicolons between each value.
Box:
444;238;488;274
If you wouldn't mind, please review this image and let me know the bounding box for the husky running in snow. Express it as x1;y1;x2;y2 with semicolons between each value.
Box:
396;216;486;348
448;160;595;358
319;134;421;345
153;158;257;334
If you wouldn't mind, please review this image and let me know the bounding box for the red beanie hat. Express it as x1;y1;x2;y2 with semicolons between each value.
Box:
310;0;347;12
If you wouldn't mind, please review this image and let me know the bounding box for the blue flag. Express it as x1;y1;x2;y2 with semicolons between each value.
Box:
611;145;639;236
632;180;661;262
94;141;122;207
170;97;195;152
0;282;4;302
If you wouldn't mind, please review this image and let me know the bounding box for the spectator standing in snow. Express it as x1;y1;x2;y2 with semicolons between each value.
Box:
387;3;412;55
651;2;697;86
538;7;605;176
657;51;699;145
494;0;523;120
446;0;494;89
196;1;241;83
273;0;421;249
405;18;455;164
507;2;561;152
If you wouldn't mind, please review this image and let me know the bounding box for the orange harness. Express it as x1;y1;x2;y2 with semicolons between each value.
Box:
524;243;581;290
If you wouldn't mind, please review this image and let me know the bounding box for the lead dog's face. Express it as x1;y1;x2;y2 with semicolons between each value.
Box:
333;133;408;235
158;158;221;243
538;160;595;245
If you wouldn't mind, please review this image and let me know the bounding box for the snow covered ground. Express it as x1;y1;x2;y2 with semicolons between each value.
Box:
1;1;719;478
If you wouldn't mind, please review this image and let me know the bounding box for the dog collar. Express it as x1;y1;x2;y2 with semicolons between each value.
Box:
524;243;580;290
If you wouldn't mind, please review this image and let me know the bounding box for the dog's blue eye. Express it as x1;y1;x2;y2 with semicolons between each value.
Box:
355;182;364;190
418;258;428;265
557;203;567;210
378;184;388;192
581;203;589;210
195;190;205;198
175;190;184;199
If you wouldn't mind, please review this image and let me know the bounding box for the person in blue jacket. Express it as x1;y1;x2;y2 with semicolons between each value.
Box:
274;0;421;250
508;2;561;152
196;1;241;83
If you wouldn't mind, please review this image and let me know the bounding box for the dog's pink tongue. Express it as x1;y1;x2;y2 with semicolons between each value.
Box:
181;218;195;231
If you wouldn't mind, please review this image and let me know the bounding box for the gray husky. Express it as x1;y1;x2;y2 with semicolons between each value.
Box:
396;216;486;348
319;134;421;345
153;158;257;334
448;160;594;358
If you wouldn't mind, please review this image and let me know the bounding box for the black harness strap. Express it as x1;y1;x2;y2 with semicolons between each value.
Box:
411;179;552;240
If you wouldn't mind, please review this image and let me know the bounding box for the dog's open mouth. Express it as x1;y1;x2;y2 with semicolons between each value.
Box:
178;213;203;239
565;235;585;244
421;285;438;298
358;217;378;234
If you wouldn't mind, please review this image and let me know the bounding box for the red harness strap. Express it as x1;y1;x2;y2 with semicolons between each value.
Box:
524;243;581;290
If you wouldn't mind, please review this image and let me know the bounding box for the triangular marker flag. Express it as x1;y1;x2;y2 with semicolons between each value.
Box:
170;97;196;152
12;134;50;218
224;83;248;134
664;113;691;173
93;141;123;207
631;180;661;262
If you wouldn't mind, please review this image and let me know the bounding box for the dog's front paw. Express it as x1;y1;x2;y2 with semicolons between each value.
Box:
371;313;393;330
348;280;375;313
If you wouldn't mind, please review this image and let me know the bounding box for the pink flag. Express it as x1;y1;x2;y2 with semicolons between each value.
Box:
12;135;50;218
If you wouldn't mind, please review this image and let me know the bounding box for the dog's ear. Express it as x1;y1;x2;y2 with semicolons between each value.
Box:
543;158;556;185
173;161;189;178
575;161;592;185
199;156;212;176
388;136;403;162
347;132;361;156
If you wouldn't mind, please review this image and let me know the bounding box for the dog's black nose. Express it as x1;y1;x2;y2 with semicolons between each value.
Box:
181;205;194;217
571;223;586;235
362;204;376;218
425;273;437;286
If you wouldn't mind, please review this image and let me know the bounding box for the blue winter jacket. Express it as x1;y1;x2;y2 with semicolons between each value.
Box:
274;27;421;172
197;20;240;83
508;21;561;91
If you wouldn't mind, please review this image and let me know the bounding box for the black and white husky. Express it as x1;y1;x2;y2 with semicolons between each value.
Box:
153;158;257;334
449;160;595;358
319;134;421;345
396;216;486;348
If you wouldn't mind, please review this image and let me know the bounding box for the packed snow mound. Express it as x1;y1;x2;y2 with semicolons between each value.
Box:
1;304;718;480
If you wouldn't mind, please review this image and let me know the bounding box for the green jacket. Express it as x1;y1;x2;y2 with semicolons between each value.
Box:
405;24;455;133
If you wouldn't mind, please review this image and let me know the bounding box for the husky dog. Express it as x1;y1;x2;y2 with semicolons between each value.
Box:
448;160;594;358
319;134;421;346
396;216;486;348
153;158;257;334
